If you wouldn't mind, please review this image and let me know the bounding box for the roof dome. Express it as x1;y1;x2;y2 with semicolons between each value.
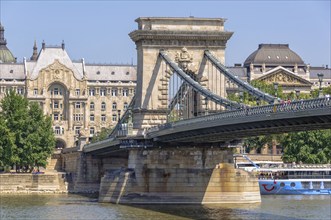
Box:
244;44;304;66
0;23;16;63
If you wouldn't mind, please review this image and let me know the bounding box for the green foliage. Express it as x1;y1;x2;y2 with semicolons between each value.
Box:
281;129;331;164
0;90;55;172
90;127;113;143
240;82;330;163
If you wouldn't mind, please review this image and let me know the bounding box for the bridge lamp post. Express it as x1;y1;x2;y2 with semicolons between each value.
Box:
204;97;209;115
317;73;324;98
295;89;300;100
273;82;279;104
239;91;243;103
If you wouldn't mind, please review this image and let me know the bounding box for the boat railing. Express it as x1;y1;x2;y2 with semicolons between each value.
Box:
258;163;331;169
257;174;331;180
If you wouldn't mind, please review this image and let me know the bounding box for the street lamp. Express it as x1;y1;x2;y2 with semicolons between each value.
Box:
317;73;324;98
295;89;300;100
117;110;121;123
273;82;279;104
239;91;243;103
204;97;209;115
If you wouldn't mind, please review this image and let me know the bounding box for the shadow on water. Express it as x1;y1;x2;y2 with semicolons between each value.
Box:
119;202;304;220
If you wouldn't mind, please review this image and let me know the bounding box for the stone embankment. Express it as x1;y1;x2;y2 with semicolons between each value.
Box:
0;172;68;194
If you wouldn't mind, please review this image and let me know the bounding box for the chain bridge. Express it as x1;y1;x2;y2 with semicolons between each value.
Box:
68;17;331;204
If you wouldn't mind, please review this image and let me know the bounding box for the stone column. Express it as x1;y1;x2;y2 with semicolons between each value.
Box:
69;101;73;130
84;102;88;129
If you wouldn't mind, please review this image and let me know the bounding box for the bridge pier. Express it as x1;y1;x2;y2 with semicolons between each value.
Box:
99;146;260;204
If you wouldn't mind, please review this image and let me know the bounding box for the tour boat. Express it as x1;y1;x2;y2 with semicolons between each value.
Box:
235;155;331;195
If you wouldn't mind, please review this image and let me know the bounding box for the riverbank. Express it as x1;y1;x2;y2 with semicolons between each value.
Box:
0;173;68;194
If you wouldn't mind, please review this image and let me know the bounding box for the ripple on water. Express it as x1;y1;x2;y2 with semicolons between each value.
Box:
0;194;330;220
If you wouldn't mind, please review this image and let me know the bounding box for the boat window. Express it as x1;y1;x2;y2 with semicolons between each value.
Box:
290;182;296;187
280;182;285;187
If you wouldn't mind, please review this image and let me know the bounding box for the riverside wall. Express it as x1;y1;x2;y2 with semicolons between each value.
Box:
0;173;67;194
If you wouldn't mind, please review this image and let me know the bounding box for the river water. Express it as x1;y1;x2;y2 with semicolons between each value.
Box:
0;194;330;220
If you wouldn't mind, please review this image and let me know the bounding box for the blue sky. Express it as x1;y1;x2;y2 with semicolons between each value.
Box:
1;0;330;67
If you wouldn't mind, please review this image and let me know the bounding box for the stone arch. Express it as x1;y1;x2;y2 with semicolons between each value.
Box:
55;138;67;149
47;82;70;120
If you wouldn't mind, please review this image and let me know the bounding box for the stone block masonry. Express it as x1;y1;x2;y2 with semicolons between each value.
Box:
0;173;67;194
99;147;261;204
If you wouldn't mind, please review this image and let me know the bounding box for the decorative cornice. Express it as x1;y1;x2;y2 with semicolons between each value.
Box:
129;30;233;42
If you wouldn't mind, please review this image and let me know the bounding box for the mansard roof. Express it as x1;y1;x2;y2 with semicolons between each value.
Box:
29;46;84;80
309;67;331;80
83;64;136;81
244;44;305;66
227;66;247;77
0;63;24;79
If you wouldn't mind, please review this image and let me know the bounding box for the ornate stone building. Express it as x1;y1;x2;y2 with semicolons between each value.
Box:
227;44;331;96
0;24;136;149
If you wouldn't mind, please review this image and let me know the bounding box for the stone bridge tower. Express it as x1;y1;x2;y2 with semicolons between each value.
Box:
129;17;233;135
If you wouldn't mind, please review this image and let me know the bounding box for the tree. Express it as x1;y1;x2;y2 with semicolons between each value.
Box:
0;117;18;169
281;129;331;164
0;90;55;172
90;127;113;143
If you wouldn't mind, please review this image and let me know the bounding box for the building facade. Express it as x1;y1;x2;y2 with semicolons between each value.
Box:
227;44;331;97
0;24;136;149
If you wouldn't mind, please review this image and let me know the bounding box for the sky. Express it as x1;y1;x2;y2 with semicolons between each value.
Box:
0;0;330;67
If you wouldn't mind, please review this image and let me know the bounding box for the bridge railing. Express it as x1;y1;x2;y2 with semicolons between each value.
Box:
147;97;331;133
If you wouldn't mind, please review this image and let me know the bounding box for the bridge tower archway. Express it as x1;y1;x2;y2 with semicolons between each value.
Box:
129;17;233;134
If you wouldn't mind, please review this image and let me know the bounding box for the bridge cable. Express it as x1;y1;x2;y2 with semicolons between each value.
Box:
159;50;242;109
204;50;276;104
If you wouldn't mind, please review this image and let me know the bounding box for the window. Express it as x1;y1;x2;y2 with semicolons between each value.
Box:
54;113;59;121
126;71;129;75
101;102;106;111
75;89;80;96
111;89;117;97
97;71;100;75
111;71;115;75
90;102;94;110
75;102;81;109
100;89;106;96
112;102;117;110
74;114;83;121
124;102;128;111
33;88;38;95
17;88;24;95
75;127;81;135
112;114;117;122
89;89;95;96
54;88;59;95
101;114;106;122
90;114;95;121
122;88;128;97
54;126;61;135
90;127;95;135
54;101;59;109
